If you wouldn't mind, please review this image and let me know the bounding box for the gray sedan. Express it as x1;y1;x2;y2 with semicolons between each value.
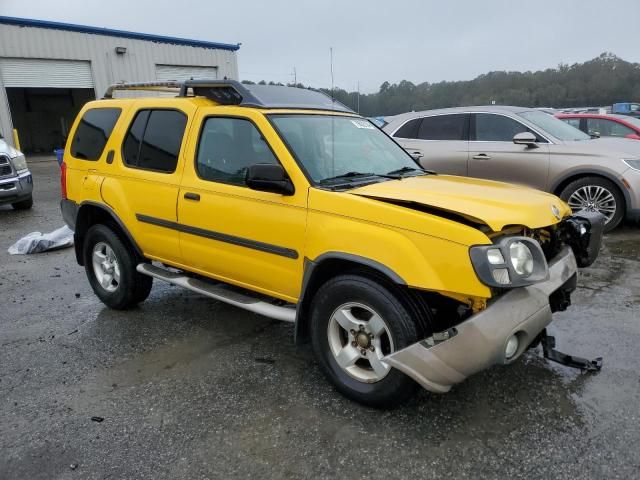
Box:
383;106;640;231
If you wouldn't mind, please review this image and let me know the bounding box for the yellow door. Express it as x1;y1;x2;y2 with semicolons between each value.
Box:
177;109;308;303
100;100;197;264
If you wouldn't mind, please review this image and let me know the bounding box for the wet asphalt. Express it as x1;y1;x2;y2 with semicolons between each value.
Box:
1;161;639;479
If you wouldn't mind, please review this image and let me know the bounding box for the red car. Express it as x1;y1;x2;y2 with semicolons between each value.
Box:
556;113;640;140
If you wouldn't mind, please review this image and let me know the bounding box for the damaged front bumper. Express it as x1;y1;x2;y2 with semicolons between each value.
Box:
384;246;578;393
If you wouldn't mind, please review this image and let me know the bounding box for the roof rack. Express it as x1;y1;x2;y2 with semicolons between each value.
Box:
103;80;354;113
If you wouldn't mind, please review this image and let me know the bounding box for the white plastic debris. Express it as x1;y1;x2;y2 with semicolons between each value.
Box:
8;225;74;255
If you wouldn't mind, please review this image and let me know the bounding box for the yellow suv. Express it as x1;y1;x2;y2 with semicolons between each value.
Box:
60;81;604;407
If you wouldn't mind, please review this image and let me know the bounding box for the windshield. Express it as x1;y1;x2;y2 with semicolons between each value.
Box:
269;115;420;185
519;110;591;141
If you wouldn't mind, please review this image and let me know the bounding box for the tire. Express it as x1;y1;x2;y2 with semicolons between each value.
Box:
559;176;624;232
83;224;152;309
11;195;33;210
310;274;423;408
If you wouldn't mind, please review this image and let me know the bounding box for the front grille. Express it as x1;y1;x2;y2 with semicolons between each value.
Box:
0;156;12;178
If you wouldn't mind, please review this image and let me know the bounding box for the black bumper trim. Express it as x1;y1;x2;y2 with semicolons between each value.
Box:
60;199;78;231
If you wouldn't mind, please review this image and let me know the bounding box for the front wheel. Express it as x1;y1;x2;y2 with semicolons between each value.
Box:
83;224;152;309
559;176;624;232
310;274;422;408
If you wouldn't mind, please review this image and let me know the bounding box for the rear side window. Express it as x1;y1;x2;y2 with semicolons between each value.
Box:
393;118;421;139
586;118;634;138
122;109;187;173
474;113;529;141
418;114;467;140
70;108;121;160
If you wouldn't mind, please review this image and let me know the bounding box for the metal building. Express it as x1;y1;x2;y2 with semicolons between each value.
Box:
0;16;240;153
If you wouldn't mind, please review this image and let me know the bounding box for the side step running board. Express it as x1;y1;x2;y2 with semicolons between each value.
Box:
136;263;296;323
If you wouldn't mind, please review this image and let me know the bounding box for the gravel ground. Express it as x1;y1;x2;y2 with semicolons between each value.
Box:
1;160;639;479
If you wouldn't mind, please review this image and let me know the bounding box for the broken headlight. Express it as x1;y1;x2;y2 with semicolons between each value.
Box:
470;236;549;288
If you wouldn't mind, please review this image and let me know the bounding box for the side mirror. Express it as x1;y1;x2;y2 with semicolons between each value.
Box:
513;131;538;148
246;163;295;196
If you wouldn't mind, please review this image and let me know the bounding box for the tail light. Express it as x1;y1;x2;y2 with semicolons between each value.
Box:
60;162;68;199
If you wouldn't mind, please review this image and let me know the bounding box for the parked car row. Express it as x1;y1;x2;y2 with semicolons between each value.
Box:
382;106;640;231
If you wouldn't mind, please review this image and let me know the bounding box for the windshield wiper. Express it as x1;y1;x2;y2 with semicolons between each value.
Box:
319;171;395;185
385;166;434;177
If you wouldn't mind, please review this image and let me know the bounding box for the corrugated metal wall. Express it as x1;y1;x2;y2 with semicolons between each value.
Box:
0;23;239;148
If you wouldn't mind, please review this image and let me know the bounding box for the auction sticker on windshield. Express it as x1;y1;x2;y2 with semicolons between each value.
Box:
351;119;375;129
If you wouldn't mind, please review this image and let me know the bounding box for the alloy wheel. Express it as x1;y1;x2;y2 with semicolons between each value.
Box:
92;242;121;292
327;302;395;383
567;185;617;223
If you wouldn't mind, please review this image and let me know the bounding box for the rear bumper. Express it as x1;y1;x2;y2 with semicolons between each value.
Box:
60;198;78;230
0;171;33;205
384;246;578;393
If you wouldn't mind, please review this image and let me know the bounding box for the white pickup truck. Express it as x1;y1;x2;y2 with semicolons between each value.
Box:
0;132;32;210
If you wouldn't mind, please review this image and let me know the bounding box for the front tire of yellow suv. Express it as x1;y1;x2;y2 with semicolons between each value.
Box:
83;224;152;310
310;274;424;408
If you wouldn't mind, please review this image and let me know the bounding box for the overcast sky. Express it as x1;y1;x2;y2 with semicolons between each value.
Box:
2;0;638;92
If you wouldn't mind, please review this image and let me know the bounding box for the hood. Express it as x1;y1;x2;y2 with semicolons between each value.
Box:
348;175;571;232
556;136;640;159
0;138;21;158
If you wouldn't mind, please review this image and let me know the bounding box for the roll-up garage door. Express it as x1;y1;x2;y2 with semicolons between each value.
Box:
0;58;94;88
155;64;218;82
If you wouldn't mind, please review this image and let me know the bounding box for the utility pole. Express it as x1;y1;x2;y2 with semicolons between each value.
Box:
357;81;360;114
292;66;297;85
330;48;334;96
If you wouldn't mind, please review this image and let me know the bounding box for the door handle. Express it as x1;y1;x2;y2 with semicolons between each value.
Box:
472;154;491;160
184;192;200;201
409;151;424;160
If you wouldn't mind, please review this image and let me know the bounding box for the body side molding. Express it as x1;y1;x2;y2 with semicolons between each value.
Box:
135;213;299;259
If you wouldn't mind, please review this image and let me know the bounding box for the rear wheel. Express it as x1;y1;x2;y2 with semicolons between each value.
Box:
83;224;152;309
11;195;33;210
310;274;423;408
559;176;624;232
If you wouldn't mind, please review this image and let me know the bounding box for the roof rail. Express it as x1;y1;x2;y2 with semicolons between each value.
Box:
103;81;183;98
103;79;354;113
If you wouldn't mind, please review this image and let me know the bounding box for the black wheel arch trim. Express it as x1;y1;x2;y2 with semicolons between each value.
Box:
74;201;144;265
294;252;406;345
550;169;631;214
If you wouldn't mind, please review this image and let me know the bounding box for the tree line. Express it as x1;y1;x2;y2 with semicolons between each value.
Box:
242;53;640;117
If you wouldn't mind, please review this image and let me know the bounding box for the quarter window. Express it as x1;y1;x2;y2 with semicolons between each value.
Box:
196;117;279;186
474;113;529;142
70;108;121;160
393;118;421;139
417;114;467;140
122;109;187;173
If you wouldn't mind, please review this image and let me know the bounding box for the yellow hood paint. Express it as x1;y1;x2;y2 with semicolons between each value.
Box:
349;174;571;232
